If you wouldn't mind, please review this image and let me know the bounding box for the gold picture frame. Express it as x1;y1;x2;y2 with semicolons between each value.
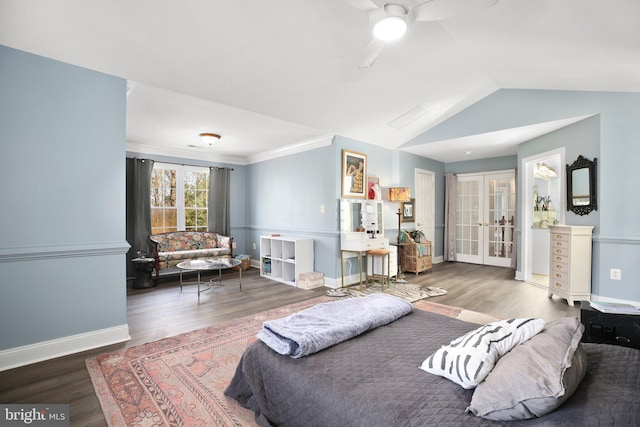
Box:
341;149;367;198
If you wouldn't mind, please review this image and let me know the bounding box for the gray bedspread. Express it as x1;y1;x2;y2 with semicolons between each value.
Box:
257;294;412;358
225;308;640;426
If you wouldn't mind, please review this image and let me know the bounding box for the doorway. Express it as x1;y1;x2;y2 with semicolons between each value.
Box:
455;170;516;267
521;148;565;286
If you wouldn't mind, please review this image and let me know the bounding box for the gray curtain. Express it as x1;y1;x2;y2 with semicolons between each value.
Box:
208;167;231;235
444;172;457;262
510;168;518;269
126;158;154;276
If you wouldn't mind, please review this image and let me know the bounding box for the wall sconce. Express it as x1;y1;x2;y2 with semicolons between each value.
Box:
535;162;557;180
388;187;411;244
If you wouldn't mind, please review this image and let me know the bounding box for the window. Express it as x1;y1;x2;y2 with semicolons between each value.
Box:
150;163;209;234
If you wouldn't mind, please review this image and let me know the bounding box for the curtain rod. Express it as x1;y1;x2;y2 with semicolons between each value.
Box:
128;157;233;170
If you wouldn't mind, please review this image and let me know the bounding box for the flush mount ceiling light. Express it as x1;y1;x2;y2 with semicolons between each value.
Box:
199;132;221;146
373;4;409;41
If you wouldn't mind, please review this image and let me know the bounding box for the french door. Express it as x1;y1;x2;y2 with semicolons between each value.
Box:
456;171;515;267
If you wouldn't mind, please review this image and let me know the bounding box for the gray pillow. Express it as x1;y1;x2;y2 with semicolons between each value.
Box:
420;318;545;389
466;317;587;421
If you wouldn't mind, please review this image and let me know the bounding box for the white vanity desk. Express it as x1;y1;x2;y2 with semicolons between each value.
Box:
339;199;397;288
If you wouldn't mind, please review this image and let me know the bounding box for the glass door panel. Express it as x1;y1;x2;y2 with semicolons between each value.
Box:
484;173;516;267
455;176;483;263
455;171;515;267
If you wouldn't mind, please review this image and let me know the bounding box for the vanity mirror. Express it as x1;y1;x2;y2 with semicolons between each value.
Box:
339;199;383;235
566;155;597;216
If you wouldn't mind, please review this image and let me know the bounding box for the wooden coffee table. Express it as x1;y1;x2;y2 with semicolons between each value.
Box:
176;258;242;300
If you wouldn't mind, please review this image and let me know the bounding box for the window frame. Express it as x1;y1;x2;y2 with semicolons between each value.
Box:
150;162;209;234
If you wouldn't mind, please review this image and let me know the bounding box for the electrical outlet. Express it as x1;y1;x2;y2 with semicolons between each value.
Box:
252;243;256;250
232;242;237;249
610;268;622;280
320;204;325;214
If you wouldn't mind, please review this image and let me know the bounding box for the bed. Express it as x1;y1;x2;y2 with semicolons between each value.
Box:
224;299;640;426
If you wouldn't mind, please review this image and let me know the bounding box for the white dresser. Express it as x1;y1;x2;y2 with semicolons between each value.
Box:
547;225;594;306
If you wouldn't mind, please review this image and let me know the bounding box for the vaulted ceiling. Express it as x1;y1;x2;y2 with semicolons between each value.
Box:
2;0;639;164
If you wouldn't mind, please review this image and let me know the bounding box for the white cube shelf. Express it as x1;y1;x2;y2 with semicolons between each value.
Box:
260;235;314;287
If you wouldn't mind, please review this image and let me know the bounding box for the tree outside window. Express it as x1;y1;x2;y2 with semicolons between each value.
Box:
184;170;208;231
151;163;208;234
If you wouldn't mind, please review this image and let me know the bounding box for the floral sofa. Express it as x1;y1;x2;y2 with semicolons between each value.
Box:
149;231;233;281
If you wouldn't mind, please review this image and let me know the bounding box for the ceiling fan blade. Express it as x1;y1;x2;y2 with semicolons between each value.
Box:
359;39;385;68
343;0;379;11
414;0;498;22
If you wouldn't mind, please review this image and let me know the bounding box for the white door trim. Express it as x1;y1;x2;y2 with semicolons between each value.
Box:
520;148;566;282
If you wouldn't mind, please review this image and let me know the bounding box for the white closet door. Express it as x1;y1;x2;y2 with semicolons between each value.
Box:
455;171;515;267
414;169;435;243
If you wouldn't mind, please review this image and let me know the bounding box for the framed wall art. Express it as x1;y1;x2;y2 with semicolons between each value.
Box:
367;176;380;200
342;149;367;198
401;198;415;222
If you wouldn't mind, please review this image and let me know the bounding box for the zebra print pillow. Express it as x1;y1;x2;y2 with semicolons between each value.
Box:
420;318;545;389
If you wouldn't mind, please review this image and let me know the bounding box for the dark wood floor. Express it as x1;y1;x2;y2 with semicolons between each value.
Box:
0;262;580;426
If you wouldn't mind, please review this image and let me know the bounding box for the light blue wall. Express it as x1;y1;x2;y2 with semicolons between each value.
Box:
519;116;601;229
0;46;129;351
396;151;446;256
245;136;445;280
4;44;639;362
407;88;640;303
245;144;338;278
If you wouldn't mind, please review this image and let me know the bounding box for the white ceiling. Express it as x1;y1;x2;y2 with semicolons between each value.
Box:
2;0;640;164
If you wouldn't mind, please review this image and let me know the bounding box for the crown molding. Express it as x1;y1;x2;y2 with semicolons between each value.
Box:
245;134;335;164
126;141;246;165
126;134;334;166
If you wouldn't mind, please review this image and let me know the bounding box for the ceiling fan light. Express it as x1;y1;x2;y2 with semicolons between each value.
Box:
373;16;407;41
199;132;221;146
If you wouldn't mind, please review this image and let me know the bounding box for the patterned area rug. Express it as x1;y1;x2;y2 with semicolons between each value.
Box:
325;282;448;302
86;296;496;427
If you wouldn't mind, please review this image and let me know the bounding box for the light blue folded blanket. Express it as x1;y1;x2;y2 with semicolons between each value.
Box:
257;294;413;358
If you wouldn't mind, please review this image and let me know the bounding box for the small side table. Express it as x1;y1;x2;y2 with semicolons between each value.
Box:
132;257;156;289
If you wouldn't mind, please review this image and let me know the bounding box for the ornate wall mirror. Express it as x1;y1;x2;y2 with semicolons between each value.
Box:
566;155;597;215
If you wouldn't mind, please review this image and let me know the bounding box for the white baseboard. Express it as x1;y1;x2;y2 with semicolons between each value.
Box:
324;275;347;289
0;324;130;372
515;270;524;281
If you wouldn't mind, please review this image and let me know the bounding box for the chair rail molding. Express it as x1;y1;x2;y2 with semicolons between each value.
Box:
0;241;131;262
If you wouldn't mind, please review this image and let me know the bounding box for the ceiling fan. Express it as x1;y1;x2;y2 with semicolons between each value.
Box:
345;0;499;68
